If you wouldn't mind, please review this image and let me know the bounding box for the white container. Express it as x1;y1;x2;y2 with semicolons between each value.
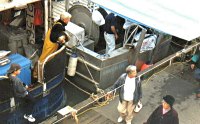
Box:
65;22;85;48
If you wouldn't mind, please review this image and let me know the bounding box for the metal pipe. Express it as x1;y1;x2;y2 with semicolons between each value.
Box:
123;25;138;47
65;0;70;11
49;0;52;27
169;59;172;66
0;76;8;79
40;45;66;83
44;0;48;34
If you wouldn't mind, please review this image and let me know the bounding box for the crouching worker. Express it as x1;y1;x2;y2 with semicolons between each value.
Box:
190;50;200;98
7;63;36;122
33;12;71;79
106;65;142;124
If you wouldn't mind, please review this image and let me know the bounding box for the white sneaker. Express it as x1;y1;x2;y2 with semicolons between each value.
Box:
117;116;123;123
126;121;132;124
24;114;36;122
24;114;29;119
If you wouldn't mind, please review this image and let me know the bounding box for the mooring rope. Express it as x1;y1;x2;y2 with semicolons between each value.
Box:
52;82;123;124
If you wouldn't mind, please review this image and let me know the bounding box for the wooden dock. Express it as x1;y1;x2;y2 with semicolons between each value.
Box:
42;62;200;124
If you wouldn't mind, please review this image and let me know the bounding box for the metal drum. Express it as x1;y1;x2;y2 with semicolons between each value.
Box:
68;5;99;45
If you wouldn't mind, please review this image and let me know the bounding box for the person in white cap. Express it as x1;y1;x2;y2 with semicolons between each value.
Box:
106;65;142;124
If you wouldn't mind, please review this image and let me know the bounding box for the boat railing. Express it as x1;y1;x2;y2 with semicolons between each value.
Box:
123;23;147;47
0;76;8;79
38;45;67;92
137;39;200;78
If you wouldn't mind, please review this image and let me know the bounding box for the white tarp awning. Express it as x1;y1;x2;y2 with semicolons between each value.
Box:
90;0;200;41
0;0;40;12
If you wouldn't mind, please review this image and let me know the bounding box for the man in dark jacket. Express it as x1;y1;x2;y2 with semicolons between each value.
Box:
38;11;71;63
143;95;179;124
104;13;118;55
33;12;71;79
107;65;142;124
7;63;36;122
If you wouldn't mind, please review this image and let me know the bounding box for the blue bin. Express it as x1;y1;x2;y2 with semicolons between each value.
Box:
0;54;31;85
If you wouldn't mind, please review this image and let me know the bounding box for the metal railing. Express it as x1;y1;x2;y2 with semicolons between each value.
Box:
38;45;66;84
137;41;200;78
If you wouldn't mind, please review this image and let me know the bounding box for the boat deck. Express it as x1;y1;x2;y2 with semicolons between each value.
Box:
49;62;200;124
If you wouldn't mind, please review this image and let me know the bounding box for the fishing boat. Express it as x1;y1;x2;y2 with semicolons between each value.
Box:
0;0;69;115
60;0;200;93
1;0;200;121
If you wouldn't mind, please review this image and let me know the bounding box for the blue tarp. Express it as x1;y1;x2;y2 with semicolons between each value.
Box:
90;0;200;41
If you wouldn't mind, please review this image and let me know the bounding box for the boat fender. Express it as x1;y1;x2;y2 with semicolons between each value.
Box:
67;53;78;76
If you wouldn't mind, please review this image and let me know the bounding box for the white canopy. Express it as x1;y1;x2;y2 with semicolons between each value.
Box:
90;0;200;41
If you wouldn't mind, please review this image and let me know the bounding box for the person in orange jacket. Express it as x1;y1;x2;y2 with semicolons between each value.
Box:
140;61;153;71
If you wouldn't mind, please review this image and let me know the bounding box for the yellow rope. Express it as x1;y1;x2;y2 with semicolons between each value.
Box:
65;78;91;96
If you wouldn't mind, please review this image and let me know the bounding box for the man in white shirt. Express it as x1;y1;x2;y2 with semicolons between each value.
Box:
107;65;142;124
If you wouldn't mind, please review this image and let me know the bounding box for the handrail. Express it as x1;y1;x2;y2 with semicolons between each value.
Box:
38;45;66;83
0;76;8;79
137;41;200;78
